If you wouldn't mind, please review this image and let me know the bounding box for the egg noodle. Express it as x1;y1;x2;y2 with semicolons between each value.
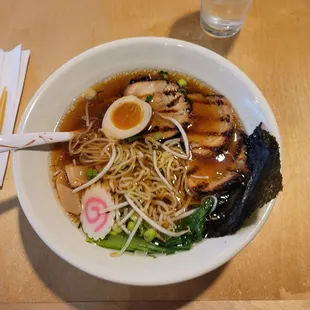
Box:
68;124;192;238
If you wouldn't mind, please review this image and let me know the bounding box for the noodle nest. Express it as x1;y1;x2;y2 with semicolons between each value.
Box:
69;127;190;231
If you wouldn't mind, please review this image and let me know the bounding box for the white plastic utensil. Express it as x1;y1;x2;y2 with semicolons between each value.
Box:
0;132;72;153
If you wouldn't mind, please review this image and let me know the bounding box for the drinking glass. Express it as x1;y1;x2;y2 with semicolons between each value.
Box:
200;0;253;37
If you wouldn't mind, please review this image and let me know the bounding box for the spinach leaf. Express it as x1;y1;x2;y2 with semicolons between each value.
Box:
165;198;214;248
91;234;186;255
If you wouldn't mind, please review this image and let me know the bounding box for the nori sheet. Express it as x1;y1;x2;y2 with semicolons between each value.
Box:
206;124;283;237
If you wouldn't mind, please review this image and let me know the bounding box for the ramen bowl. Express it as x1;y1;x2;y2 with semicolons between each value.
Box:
13;37;281;286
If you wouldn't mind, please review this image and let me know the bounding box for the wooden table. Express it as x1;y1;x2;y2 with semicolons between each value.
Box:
0;0;309;309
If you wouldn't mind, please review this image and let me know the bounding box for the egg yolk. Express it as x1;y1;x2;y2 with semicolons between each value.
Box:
111;102;143;130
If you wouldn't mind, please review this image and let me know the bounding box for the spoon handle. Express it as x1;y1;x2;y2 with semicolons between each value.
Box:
0;132;72;153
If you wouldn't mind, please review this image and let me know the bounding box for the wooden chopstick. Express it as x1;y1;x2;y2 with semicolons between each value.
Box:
0;87;8;134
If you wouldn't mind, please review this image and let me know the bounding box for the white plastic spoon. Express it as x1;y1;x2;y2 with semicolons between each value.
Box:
0;132;73;153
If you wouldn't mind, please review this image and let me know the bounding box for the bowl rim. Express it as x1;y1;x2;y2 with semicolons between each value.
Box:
13;37;281;286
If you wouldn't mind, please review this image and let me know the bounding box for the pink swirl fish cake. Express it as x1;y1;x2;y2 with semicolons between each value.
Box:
80;184;115;240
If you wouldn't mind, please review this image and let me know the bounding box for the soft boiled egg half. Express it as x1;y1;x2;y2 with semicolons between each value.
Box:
102;95;152;139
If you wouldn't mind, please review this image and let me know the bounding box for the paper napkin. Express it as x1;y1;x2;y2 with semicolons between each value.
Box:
0;45;30;187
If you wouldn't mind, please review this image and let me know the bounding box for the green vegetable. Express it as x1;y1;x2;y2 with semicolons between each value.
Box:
145;95;153;103
180;199;213;242
130;214;138;222
125;134;141;143
152;132;163;141
86;198;215;255
159;70;169;79
144;229;156;242
161;198;214;249
177;79;187;87
94;234;189;255
127;221;136;231
110;231;118;236
138;225;146;237
87;168;98;180
86;235;93;243
112;223;122;234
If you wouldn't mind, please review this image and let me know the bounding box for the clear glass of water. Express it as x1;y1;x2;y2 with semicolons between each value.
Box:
200;0;253;37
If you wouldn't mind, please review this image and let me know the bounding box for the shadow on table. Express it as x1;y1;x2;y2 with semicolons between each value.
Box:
0;196;19;215
18;208;226;309
169;11;238;57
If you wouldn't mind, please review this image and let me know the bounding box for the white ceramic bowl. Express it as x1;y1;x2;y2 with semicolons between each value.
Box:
13;37;281;286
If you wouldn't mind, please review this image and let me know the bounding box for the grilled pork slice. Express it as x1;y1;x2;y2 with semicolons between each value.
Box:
189;134;229;149
188;171;242;196
144;114;178;139
187;94;234;157
124;80;179;97
150;92;182;110
123;80;190;139
154;95;189;125
188;131;248;197
187;92;248;196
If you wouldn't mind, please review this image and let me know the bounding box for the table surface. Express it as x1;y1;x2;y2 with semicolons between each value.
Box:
0;0;310;309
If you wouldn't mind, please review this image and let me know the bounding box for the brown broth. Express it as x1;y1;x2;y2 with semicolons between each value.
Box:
50;69;244;183
189;154;235;180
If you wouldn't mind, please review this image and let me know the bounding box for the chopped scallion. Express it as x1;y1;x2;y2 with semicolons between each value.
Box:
153;132;163;141
127;221;136;231
144;229;157;242
112;223;122;234
130;214;138;222
177;79;187;87
87;168;98;180
145;95;153;103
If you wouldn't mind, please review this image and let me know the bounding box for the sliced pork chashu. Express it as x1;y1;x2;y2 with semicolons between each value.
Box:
187;93;234;156
124;80;179;97
188;171;242;195
188;141;248;196
124;80;190;139
187;92;248;196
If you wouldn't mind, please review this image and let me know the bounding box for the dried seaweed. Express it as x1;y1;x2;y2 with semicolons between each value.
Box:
206;124;283;237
